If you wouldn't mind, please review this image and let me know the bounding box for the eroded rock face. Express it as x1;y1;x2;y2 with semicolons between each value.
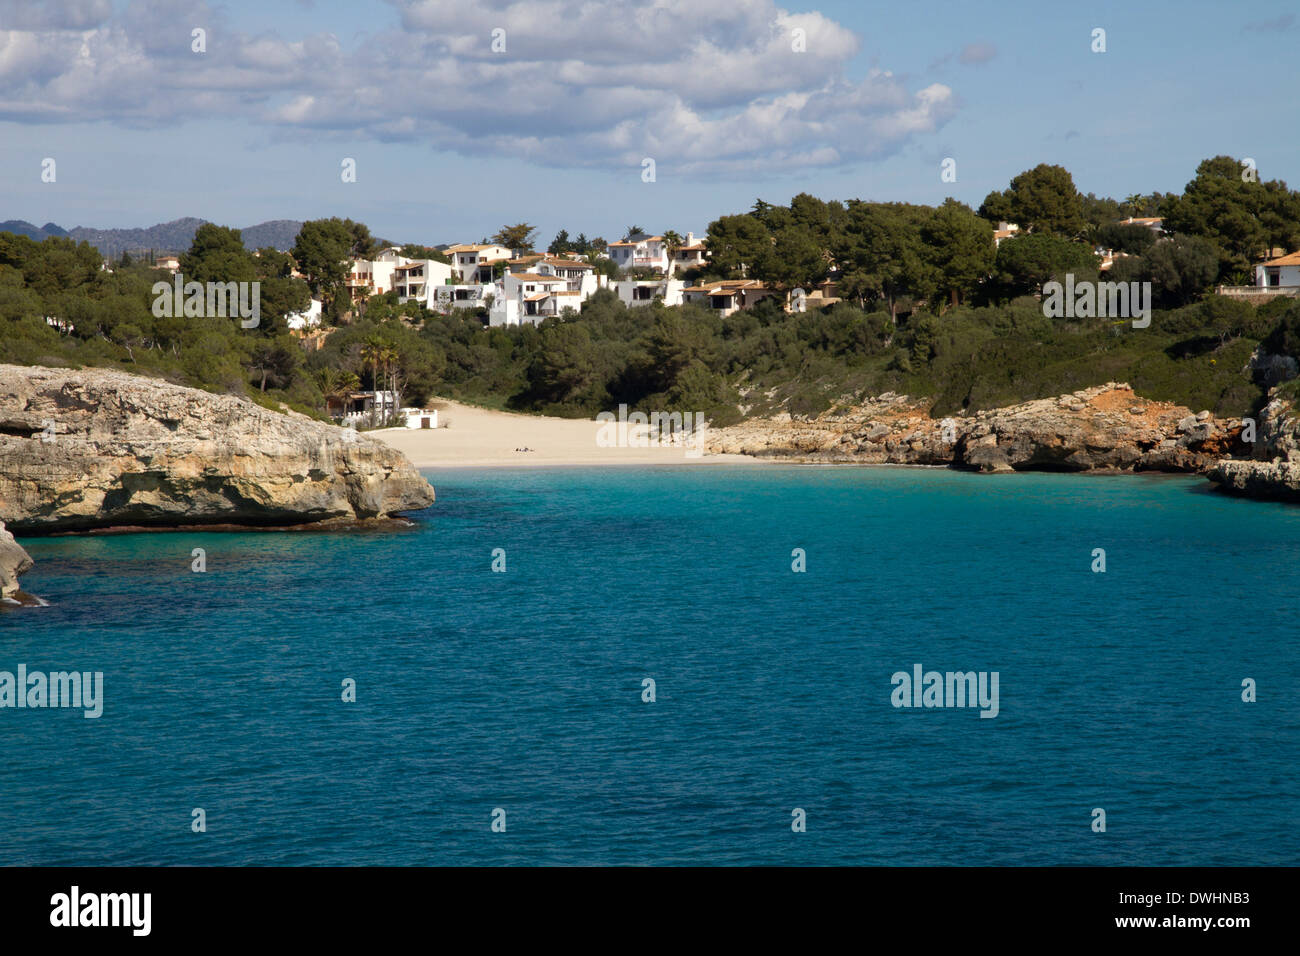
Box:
706;384;1249;474
0;519;33;599
0;365;435;533
1207;392;1300;501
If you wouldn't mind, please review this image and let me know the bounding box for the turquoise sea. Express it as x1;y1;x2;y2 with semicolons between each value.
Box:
2;466;1297;865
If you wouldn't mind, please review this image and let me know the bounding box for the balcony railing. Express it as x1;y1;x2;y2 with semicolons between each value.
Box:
1216;285;1300;297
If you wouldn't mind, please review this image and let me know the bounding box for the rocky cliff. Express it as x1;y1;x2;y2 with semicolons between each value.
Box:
0;365;435;534
0;519;33;601
1206;390;1300;501
707;383;1249;473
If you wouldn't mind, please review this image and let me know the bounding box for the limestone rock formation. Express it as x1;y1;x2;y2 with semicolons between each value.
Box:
0;519;33;600
1207;391;1300;501
0;364;435;534
706;383;1248;474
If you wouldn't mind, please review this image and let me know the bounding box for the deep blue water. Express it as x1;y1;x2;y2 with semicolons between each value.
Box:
2;465;1297;865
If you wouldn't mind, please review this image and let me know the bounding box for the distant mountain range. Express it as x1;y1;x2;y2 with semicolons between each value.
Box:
0;217;304;259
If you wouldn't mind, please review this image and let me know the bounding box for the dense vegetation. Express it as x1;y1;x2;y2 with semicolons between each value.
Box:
3;155;1300;426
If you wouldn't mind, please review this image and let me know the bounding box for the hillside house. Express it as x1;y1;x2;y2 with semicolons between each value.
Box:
393;259;456;308
1255;251;1300;289
683;279;778;317
612;277;685;307
445;244;513;283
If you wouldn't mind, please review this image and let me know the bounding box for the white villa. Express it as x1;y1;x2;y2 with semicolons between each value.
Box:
346;247;410;302
392;259;456;308
673;234;708;272
445;244;513;283
606;235;666;271
489;259;601;326
1255;251;1300;289
605;232;708;275
612;277;685;307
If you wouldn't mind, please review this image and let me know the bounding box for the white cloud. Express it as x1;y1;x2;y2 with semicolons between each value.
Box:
0;0;112;31
958;42;997;66
0;0;960;173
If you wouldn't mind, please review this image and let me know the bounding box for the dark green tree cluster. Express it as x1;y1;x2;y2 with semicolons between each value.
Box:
1161;156;1300;283
704;193;994;319
1;225;313;407
291;217;376;321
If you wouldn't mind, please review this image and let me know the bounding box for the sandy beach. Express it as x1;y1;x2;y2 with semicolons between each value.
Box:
371;399;758;467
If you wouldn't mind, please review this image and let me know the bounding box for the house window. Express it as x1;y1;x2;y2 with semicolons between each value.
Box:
634;287;653;300
1267;268;1281;287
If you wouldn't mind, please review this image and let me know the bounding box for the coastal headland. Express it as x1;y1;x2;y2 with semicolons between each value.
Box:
0;364;435;601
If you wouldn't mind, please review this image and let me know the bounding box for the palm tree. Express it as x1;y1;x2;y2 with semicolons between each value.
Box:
315;367;341;417
360;340;383;427
380;345;399;424
662;230;682;277
316;367;360;419
1123;194;1144;219
625;225;645;241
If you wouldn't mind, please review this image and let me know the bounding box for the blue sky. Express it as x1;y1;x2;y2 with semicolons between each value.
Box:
1;0;1296;246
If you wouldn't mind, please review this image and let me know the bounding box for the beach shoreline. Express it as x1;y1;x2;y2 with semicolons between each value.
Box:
370;399;758;468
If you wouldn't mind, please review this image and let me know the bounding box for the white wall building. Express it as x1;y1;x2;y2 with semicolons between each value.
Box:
672;234;708;273
605;233;707;275
1256;251;1300;288
612;277;685;307
346;247;411;301
606;235;668;272
286;298;323;330
445;244;513;283
402;407;439;429
489;260;601;326
434;282;496;312
392;259;456;308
